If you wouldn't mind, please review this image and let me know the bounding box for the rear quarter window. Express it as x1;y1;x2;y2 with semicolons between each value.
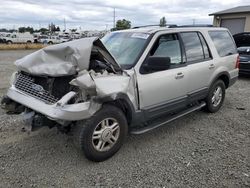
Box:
208;30;237;57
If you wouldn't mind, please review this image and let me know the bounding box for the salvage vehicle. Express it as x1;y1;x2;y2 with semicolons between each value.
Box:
1;27;238;161
233;32;250;75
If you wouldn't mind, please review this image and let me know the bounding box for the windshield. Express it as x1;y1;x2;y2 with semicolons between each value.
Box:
102;32;150;69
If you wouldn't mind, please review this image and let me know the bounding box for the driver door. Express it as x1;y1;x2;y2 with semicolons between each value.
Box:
136;33;188;119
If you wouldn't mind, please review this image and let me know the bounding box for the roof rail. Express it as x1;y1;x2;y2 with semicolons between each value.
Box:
132;24;178;29
177;24;214;27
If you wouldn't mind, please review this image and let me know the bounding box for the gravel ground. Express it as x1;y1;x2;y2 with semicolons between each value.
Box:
0;50;249;188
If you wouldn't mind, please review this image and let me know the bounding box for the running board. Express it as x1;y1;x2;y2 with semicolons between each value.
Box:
130;102;206;135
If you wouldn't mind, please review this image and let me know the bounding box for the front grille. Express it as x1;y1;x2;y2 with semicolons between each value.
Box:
14;73;58;104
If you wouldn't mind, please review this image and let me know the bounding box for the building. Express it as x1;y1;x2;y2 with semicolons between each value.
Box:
209;6;250;35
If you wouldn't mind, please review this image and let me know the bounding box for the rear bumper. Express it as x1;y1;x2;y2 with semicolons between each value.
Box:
6;86;101;121
228;69;239;87
229;76;238;87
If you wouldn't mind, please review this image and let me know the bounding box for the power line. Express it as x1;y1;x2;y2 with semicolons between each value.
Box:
64;18;66;31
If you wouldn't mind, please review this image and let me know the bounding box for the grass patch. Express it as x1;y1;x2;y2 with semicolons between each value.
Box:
0;43;46;50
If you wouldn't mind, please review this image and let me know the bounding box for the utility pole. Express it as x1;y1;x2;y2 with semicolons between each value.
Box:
192;19;196;26
113;8;116;28
64;18;66;31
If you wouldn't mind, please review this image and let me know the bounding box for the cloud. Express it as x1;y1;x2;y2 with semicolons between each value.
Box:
0;0;247;30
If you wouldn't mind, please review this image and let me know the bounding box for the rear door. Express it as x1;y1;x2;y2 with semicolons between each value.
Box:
179;32;214;101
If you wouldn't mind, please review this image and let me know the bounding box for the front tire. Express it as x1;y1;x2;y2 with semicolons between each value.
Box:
205;79;225;113
74;105;128;162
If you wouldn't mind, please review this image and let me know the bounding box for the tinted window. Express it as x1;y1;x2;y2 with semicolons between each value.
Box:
198;33;210;59
209;31;237;57
150;34;182;65
180;32;204;62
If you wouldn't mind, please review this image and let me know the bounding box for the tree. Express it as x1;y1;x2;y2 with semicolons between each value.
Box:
71;28;77;32
18;26;34;33
115;19;131;30
39;28;49;34
160;17;167;27
55;26;60;32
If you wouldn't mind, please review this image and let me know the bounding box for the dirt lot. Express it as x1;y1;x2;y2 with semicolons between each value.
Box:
0;50;249;188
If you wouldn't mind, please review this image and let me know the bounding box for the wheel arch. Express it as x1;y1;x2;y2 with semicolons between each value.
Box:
210;71;230;89
94;93;136;126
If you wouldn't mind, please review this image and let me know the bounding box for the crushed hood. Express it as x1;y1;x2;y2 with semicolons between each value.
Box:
15;37;121;76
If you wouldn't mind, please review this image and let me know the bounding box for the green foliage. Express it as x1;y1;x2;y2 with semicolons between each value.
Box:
115;19;131;30
160;17;167;27
71;28;77;32
18;26;34;33
39;28;49;34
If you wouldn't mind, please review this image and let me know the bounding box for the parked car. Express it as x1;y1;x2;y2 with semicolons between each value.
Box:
38;36;62;44
233;32;250;75
1;27;238;162
0;38;6;43
3;32;34;44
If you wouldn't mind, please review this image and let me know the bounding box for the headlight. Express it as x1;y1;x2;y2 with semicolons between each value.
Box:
9;72;17;85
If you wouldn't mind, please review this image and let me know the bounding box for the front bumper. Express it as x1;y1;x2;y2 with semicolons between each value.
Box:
6;86;101;121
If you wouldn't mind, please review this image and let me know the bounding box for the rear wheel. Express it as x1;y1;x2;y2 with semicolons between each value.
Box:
73;105;128;162
48;41;53;45
205;79;225;113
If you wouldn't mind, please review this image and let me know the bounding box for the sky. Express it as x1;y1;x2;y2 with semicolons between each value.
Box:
0;0;248;31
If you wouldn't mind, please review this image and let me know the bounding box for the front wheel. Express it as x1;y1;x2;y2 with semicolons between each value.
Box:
73;105;128;162
205;79;226;113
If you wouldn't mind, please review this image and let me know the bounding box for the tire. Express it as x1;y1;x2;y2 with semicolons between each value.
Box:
205;79;225;113
27;41;32;44
48;41;53;45
73;105;128;162
7;40;12;44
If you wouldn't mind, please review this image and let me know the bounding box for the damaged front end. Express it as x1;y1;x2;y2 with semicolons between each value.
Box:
1;37;136;132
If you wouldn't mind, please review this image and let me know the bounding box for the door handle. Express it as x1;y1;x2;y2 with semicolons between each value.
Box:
209;64;215;69
175;72;184;79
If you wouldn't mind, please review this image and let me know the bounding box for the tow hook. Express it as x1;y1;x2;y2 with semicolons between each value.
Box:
21;111;55;132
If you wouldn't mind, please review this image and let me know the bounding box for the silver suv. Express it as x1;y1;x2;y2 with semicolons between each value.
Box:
1;27;239;161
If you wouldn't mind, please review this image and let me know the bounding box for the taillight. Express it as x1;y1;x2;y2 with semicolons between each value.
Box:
235;55;240;69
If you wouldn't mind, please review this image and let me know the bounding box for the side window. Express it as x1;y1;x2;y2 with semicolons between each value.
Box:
180;32;205;62
150;34;182;65
198;33;211;59
209;31;237;57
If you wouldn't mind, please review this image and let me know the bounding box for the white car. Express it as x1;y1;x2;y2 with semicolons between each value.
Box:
38;36;61;44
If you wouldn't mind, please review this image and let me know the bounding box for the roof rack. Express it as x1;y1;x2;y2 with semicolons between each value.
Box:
132;24;214;29
132;24;178;29
177;24;214;27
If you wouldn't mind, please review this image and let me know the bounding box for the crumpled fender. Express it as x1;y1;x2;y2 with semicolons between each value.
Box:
70;70;137;110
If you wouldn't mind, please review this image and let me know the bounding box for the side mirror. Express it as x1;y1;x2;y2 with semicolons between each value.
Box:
142;56;171;73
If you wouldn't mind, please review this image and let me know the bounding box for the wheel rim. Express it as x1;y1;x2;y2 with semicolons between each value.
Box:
211;86;223;107
92;118;120;152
